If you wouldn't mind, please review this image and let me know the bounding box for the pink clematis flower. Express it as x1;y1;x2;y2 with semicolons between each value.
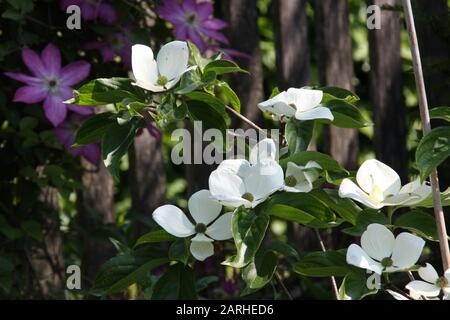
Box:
156;0;228;52
54;113;101;165
60;0;117;25
5;43;91;127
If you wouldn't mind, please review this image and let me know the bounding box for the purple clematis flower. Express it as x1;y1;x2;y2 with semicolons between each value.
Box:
60;0;117;25
156;0;228;52
54;113;101;165
5;43;91;127
83;29;132;68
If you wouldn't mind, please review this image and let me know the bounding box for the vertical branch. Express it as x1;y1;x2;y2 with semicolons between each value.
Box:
402;0;450;270
314;229;339;299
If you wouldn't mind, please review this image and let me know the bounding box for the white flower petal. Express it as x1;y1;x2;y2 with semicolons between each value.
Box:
418;263;439;283
156;40;189;80
356;159;401;200
244;160;284;201
209;167;246;201
295;106;334;121
284;162;312;193
361;224;395;261
206;212;233;240
188;189;222;225
398;179;432;206
391;232;425;269
258;91;295;118
406;280;440;298
338;178;384;209
304;161;321;184
216;159;251;176
382;193;414;206
190;241;214;261
386;289;410;300
290;88;323;112
152;205;195;237
444;268;450;283
191;233;213;242
131;44;158;87
249;138;277;164
133;80;164;92
346;244;383;274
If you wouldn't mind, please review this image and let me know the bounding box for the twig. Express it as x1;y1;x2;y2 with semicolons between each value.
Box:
225;105;267;137
275;271;293;300
402;0;450;271
314;229;340;300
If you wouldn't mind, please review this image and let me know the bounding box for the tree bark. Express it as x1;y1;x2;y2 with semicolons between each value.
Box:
315;0;359;170
274;0;310;90
128;129;166;232
77;159;115;287
368;0;408;181
221;0;264;128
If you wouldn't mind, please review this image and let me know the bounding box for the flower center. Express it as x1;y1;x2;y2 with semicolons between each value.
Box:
195;223;207;234
369;185;384;202
436;276;448;288
242;192;254;202
381;257;393;268
285;175;297;187
156;75;168;87
185;12;197;26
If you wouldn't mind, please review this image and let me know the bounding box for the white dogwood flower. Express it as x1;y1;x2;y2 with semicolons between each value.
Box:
132;40;189;92
209;138;284;208
257;88;333;121
406;263;450;300
284;161;321;193
338;159;431;209
346;223;425;275
152;189;232;261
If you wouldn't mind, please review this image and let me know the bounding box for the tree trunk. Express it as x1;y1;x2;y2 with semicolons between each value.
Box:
315;0;359;170
128;129;166;233
221;0;264;128
274;0;310;90
77;159;115;287
368;0;408;181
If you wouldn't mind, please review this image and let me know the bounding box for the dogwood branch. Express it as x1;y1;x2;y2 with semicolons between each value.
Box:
225;105;267;137
402;0;450;271
314;229;339;299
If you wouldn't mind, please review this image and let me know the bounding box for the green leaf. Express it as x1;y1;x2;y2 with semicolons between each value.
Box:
217;81;240;112
266;205;339;228
265;240;299;259
416;126;450;181
152;263;198;299
0;216;23;240
69;78;146;106
203;60;248;75
324;100;371;128
92;247;168;295
20;220;43;242
223;207;269;268
342;209;388;236
74;112;116;146
429;107;450;122
174;68;203;94
269;87;280;99
185;91;228;118
339;269;378;300
196;276;219;292
102;118;142;180
242;250;278;289
134;229;178;247
280;151;348;174
394;210;441;241
320;86;360;103
285;118;314;154
187;41;210;71
186;100;228;135
168;238;190;264
293;250;351;277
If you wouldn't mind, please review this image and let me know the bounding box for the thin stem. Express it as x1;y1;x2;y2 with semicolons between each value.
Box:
402;0;450;270
225;105;267;137
275;271;293;300
314;229;339;300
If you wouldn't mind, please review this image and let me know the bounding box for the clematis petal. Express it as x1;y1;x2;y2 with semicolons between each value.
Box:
249;138;277;164
60;61;91;86
131;44;158;88
244;160;284;202
41;43;61;76
290;88;323;112
13;86;47;104
356;159;401;200
156;41;189;80
4;72;42;85
206;212;233;240
391;232;425;269
190;240;214;261
361;223;395;261
43;95;67;127
339;178;384;209
152;205;195;237
418;263;439;283
188;189;222;225
295;106;334;121
346;244;383;274
22;47;47;78
406;280;440;298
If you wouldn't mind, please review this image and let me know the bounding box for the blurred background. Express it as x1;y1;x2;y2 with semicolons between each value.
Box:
0;0;449;299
